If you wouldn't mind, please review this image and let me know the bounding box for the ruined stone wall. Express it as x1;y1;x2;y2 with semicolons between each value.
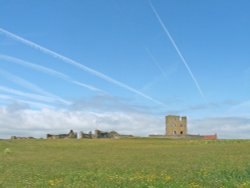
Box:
79;131;92;139
46;130;77;139
165;115;187;136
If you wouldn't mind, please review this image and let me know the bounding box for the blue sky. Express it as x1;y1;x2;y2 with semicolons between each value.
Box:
1;0;250;138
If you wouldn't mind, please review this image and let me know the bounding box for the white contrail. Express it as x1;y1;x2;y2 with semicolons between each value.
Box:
145;47;168;79
0;85;59;104
0;54;107;94
0;68;71;105
148;1;206;101
0;54;70;80
0;94;55;109
0;28;166;107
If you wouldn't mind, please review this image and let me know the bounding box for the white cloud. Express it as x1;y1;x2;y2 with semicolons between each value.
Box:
1;96;250;139
0;106;164;139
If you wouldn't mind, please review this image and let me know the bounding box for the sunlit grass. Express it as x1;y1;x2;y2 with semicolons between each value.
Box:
1;139;250;187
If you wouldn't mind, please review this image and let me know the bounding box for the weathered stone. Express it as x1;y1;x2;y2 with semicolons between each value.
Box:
165;115;187;136
79;131;92;139
47;130;77;139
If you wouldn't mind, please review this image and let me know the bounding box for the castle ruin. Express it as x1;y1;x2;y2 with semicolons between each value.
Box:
165;115;187;136
47;130;77;139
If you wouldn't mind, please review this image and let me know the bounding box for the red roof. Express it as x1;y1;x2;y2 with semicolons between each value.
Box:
203;134;217;140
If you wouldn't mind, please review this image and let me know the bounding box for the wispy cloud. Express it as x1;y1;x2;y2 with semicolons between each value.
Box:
69;95;155;113
148;1;206;102
0;68;70;105
0;28;166;107
225;100;250;117
0;54;107;94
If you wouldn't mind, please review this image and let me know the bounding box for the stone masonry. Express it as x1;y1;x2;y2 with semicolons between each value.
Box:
165;115;187;136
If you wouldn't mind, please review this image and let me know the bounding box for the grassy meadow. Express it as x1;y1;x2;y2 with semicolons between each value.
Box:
1;138;250;188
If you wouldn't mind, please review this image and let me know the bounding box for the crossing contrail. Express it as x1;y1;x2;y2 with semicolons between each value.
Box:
145;47;168;79
148;1;206;101
0;28;167;107
72;81;107;94
0;54;107;94
0;68;71;105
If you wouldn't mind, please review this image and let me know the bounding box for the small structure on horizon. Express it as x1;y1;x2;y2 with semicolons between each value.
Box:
11;136;35;139
203;134;217;140
165;115;187;136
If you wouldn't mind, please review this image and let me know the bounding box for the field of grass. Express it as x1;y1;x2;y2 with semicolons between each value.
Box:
1;138;250;188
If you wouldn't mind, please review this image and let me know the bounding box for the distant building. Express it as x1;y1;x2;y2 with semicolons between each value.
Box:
203;134;217;140
165;115;187;136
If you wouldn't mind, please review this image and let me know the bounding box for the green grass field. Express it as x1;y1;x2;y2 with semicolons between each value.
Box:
1;138;250;188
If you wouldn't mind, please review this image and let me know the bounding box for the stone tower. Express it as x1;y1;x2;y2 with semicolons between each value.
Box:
165;115;187;136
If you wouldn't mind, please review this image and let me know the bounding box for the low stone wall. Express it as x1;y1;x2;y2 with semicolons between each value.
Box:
11;136;35;139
